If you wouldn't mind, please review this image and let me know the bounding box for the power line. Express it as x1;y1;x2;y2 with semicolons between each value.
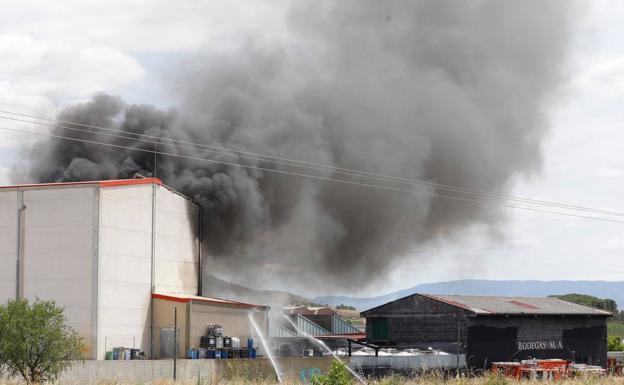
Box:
2;124;624;224
1;110;624;218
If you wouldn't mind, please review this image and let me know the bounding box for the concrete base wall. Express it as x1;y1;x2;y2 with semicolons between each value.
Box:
350;354;465;370
57;357;334;383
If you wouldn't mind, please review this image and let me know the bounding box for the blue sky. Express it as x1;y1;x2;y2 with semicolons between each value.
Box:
1;1;623;297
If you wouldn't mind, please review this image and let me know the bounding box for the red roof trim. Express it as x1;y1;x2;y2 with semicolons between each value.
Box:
316;333;366;340
99;178;162;187
0;178;162;190
153;293;189;303
152;293;268;310
508;300;539;310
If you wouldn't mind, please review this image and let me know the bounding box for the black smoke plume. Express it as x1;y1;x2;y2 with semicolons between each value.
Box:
19;1;576;291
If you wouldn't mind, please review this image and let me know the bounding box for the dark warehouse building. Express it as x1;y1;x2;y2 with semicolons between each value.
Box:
361;294;611;368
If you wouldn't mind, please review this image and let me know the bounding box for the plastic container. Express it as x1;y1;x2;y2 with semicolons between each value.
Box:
105;351;113;360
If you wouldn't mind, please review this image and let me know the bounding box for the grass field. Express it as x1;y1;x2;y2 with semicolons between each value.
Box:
609;322;624;338
17;378;624;385
1;376;621;385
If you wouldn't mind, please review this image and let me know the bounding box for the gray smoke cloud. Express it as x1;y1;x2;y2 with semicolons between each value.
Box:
20;1;576;291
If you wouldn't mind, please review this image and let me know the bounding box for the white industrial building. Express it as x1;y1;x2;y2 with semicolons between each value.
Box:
0;178;268;360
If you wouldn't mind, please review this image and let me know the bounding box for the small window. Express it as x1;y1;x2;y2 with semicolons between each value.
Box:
371;318;389;340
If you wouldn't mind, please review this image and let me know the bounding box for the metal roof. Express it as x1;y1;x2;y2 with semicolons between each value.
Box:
316;333;366;340
0;177;162;190
152;293;269;310
283;306;336;315
0;178;198;204
423;294;612;316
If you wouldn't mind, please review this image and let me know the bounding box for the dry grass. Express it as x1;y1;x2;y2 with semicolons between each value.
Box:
0;376;621;385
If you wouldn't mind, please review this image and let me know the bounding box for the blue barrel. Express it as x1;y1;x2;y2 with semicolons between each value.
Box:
251;348;257;358
215;350;221;359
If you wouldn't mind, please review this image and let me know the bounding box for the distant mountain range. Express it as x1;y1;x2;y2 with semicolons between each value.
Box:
312;280;624;311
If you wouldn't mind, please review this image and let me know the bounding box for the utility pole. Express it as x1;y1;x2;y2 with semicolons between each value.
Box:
153;143;157;178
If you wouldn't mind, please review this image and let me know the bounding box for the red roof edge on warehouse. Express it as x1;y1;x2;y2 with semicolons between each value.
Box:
152;293;269;310
0;177;163;190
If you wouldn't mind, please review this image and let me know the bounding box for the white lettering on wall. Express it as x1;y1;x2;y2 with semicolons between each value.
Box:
517;340;563;350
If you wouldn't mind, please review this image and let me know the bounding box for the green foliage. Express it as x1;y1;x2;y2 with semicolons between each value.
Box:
549;293;618;313
336;304;356;310
608;336;624;351
0;298;83;384
311;361;354;385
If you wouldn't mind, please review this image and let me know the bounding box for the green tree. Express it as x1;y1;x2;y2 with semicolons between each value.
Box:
549;294;618;313
311;361;354;385
0;298;83;384
608;336;624;351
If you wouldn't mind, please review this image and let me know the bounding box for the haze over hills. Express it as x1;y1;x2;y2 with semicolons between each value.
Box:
312;280;624;311
203;276;624;312
202;274;312;307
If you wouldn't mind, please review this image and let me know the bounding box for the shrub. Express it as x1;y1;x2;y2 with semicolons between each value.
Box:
311;361;354;385
0;298;83;384
607;335;624;351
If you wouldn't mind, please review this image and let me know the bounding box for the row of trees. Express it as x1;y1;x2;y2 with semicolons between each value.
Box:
550;293;624;321
0;299;83;384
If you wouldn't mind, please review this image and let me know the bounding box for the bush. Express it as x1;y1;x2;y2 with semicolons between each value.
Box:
608;335;624;351
311;361;354;385
0;298;83;384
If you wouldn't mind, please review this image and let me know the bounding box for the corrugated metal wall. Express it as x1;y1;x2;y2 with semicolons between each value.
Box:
98;184;153;360
0;186;99;358
331;315;361;334
0;182;201;360
0;190;18;304
153;185;199;295
296;314;331;336
466;316;608;368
